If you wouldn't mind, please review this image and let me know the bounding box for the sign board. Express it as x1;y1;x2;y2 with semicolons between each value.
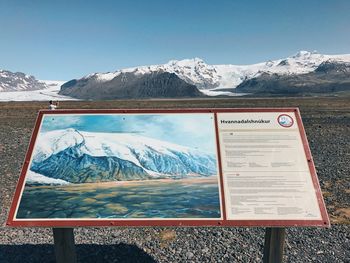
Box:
7;109;329;227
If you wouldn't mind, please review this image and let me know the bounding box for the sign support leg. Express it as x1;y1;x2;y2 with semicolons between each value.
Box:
53;228;77;263
263;227;286;263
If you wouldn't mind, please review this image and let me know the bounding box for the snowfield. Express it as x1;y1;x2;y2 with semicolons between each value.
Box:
26;170;70;185
0;80;76;101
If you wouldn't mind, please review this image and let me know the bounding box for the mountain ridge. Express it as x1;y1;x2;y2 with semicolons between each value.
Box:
235;61;350;94
68;51;350;91
0;70;49;92
28;129;217;184
58;51;350;98
59;71;204;99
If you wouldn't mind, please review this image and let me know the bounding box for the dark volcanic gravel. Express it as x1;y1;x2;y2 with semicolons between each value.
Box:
0;97;349;262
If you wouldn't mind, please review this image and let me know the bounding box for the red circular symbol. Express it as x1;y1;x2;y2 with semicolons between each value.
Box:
277;114;294;127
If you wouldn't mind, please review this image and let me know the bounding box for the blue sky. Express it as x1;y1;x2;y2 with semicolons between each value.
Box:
41;113;217;153
0;0;349;80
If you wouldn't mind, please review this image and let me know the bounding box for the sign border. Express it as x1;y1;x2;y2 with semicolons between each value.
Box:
6;108;330;228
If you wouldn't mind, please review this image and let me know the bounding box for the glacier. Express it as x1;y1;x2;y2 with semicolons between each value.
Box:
28;129;218;184
0;80;76;101
26;170;70;185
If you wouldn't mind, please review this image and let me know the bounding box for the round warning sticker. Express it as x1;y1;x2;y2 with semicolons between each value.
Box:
277;114;294;127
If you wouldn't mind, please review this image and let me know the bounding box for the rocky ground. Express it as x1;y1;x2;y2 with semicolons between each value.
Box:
0;97;349;262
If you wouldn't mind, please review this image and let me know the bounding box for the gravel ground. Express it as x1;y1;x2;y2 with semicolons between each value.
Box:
0;97;349;262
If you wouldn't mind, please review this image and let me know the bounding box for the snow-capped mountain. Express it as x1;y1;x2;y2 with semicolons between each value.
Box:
59;71;204;100
68;51;350;95
235;60;350;94
85;58;220;90
0;70;49;92
28;129;217;184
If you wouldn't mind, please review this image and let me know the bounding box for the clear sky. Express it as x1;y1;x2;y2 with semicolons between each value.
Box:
41;113;217;153
0;0;349;80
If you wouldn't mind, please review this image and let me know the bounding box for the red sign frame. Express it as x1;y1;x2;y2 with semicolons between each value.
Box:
6;108;330;228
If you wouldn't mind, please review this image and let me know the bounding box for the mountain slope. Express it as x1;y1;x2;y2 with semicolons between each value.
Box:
235;61;350;94
82;58;220;90
28;129;217;184
31;144;151;183
59;71;204;99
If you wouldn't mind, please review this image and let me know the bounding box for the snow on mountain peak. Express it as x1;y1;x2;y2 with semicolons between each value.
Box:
73;51;350;93
79;57;220;89
166;57;206;67
32;128;212;165
33;128;84;163
0;70;48;92
292;50;318;58
29;128;217;183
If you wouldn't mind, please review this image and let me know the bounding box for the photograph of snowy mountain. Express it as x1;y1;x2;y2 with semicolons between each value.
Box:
15;113;221;219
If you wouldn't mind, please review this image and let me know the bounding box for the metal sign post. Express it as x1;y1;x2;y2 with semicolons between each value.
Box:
53;228;77;263
263;228;286;263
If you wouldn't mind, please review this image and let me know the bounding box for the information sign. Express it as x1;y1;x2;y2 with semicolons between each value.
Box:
7;109;329;227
